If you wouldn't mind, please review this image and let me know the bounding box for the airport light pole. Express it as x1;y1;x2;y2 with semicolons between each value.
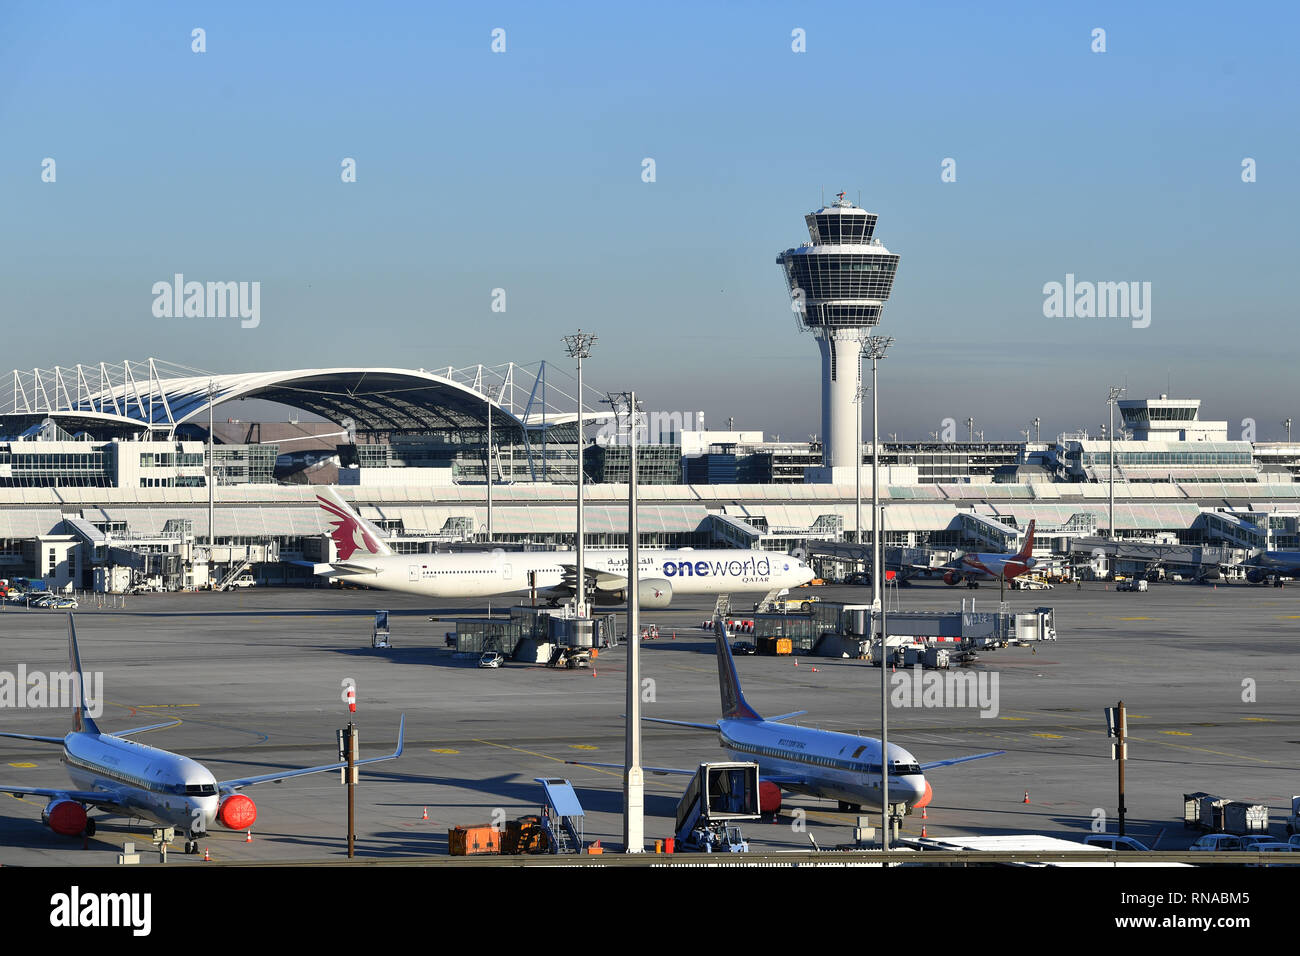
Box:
966;417;974;444
207;380;215;556
864;336;893;611
1032;417;1041;443
853;374;867;563
1107;386;1125;542
1285;418;1293;443
608;391;645;853
485;403;493;542
879;502;891;853
563;331;597;617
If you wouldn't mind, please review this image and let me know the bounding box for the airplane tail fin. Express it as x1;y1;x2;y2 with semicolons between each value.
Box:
713;618;762;720
1017;520;1036;560
67;615;100;735
316;487;394;560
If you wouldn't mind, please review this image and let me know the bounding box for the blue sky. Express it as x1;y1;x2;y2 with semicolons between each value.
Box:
2;1;1296;441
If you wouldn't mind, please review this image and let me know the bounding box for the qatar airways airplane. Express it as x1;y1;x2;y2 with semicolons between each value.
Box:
312;488;816;607
571;618;1003;814
0;616;404;855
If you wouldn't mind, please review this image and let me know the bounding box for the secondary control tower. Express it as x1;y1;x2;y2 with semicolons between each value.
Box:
776;194;900;476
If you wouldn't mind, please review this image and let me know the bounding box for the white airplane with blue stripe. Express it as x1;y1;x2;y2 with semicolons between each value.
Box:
0;615;404;856
573;619;1002;814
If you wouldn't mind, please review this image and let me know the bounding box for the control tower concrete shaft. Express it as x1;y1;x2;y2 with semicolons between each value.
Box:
776;196;900;474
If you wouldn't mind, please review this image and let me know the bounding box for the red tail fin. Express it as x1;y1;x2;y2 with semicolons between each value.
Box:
1017;520;1036;560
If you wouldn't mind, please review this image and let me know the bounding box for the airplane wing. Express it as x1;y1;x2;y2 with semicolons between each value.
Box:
0;784;128;808
315;562;382;577
919;750;1005;771
0;731;64;744
556;565;629;591
217;714;404;792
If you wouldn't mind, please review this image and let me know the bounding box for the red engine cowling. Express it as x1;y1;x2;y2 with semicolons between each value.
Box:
43;799;88;836
217;793;257;831
943;571;961;586
914;779;934;810
758;780;782;814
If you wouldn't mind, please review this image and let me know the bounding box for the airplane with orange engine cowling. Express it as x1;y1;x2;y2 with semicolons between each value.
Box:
0;615;404;855
935;520;1038;588
568;618;1003;815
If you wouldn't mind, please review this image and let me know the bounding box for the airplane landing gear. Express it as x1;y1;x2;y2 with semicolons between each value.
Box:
84;819;96;837
838;800;862;813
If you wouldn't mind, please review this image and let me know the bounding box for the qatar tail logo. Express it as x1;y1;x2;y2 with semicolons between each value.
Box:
318;496;382;559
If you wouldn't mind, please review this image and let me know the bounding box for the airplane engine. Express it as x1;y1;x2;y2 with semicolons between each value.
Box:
943;571;961;586
42;798;88;836
590;580;673;609
217;793;257;830
758;780;782;815
637;579;673;610
914;779;933;810
1246;568;1268;584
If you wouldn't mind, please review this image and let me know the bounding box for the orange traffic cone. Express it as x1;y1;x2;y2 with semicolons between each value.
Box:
1023;791;1030;804
810;667;819;673
920;825;927;838
422;807;428;821
921;806;927;819
203;847;210;861
245;830;252;843
794;658;799;667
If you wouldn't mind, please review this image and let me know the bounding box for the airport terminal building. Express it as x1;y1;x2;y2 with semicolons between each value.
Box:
2;359;1299;591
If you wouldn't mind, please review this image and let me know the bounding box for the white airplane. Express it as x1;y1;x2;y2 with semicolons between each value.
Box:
570;618;1003;814
0;616;404;855
313;487;816;607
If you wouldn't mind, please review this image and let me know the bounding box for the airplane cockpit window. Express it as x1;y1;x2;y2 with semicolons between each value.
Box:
892;762;923;776
185;784;218;796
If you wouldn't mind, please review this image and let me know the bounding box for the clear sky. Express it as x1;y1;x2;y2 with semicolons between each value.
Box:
2;1;1296;442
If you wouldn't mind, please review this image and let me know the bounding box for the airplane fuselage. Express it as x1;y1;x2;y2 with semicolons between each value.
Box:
716;717;927;811
63;731;219;834
324;549;815;600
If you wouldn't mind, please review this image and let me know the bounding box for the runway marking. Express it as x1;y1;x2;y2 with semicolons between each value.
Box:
1241;717;1274;722
473;739;621;778
998;716;1029;721
1117;617;1151;621
1031;733;1064;739
1159;731;1192;736
568;745;598;750
429;748;460;755
7;762;37;768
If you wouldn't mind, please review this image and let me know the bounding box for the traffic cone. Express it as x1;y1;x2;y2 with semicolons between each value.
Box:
422;807;428;821
203;847;210;861
245;830;252;843
592;669;597;677
920;825;927;838
810;667;819;673
672;631;676;640
1023;791;1030;804
794;658;798;667
921;806;927;819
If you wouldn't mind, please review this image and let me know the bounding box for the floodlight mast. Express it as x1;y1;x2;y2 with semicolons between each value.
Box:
562;331;597;617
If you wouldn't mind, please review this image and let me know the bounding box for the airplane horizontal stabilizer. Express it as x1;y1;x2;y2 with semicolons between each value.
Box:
764;711;808;723
0;731;64;744
217;714;404;792
112;721;182;737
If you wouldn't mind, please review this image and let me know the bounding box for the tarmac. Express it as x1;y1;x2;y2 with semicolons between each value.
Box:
1;578;1298;864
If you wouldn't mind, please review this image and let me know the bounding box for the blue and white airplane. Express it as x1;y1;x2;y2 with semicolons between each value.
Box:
0;615;404;855
572;619;1003;814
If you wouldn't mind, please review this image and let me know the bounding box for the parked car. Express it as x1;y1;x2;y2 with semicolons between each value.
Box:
478;652;504;669
1116;579;1148;592
731;641;757;655
1082;834;1150;851
1189;833;1244;851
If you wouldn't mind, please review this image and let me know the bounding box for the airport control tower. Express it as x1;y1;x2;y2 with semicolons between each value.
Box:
777;194;900;477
